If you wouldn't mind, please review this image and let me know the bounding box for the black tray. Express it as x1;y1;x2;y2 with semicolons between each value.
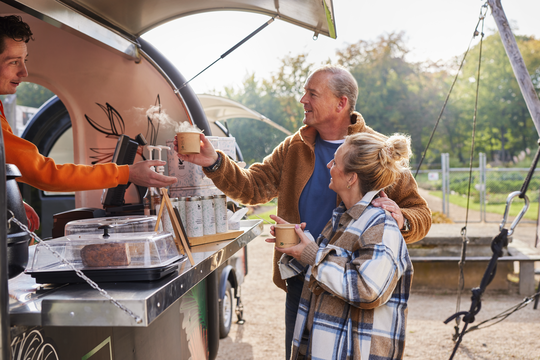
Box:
27;262;179;284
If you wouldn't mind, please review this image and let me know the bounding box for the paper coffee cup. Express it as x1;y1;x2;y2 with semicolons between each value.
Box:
177;132;201;154
274;224;299;248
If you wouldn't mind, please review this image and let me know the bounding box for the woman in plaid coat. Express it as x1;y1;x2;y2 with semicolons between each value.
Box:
270;132;415;360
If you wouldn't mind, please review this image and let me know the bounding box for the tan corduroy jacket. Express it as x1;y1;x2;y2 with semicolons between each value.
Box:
204;112;431;291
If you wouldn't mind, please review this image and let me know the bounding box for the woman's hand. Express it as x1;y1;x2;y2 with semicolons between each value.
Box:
275;225;312;260
265;215;310;261
266;214;289;240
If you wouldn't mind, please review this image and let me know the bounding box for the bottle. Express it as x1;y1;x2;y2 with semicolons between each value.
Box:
142;145;170;216
143;186;161;216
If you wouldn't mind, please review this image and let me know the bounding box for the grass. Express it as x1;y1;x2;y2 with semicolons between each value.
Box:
429;191;538;220
247;203;277;224
246;192;539;223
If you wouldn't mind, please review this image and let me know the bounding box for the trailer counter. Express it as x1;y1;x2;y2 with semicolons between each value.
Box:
7;219;263;359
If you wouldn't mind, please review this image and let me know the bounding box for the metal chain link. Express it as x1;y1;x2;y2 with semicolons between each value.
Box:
7;211;143;324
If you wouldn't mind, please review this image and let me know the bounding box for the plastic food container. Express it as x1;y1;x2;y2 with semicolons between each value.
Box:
27;216;182;284
64;215;157;235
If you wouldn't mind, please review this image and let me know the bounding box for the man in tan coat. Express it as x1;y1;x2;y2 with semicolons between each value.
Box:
177;65;431;359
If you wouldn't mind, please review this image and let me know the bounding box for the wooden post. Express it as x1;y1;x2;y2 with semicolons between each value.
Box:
488;0;540;137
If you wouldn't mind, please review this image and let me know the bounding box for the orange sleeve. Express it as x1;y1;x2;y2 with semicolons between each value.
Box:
1;108;129;192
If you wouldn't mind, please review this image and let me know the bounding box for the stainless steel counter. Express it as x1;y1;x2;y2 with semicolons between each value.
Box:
8;220;262;328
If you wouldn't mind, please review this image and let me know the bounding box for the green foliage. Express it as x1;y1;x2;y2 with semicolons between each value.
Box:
217;31;540;169
15;82;54;108
429;190;538;220
247;204;276;224
448;33;540;165
336;32;450;162
223;54;313;166
227;117;286;165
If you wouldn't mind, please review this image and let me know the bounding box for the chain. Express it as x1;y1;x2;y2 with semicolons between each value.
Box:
7;211;143;324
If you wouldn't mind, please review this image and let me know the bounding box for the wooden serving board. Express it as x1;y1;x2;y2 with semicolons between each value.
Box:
188;230;244;246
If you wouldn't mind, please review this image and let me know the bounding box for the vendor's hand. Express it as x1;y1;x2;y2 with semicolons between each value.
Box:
128;160;177;188
371;190;404;229
23;202;40;232
175;134;219;168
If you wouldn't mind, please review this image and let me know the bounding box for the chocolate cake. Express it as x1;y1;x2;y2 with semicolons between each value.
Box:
81;243;131;267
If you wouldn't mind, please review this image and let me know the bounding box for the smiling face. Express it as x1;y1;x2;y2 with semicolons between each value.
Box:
300;71;341;130
327;143;351;195
0;37;28;95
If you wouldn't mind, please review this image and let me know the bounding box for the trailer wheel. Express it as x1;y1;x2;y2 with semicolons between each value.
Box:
219;280;233;338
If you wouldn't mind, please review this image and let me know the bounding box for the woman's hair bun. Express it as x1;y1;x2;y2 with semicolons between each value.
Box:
385;134;412;164
343;132;412;193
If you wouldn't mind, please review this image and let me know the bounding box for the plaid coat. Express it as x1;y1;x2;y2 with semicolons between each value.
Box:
291;191;413;360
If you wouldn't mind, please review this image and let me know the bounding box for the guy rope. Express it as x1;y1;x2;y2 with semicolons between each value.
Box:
413;1;540;358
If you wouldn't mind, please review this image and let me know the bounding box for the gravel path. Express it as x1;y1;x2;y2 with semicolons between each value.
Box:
217;224;540;360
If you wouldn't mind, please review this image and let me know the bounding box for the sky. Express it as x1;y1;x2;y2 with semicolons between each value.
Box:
142;0;540;95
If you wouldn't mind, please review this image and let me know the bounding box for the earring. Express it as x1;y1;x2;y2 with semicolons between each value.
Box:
347;184;351;189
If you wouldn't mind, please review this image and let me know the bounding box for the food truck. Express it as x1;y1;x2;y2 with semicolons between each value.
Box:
0;0;336;359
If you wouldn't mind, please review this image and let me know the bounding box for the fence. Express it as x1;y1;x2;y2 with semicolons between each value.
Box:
415;153;539;223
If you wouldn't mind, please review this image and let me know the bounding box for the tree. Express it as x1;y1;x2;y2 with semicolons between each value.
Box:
223;54;313;165
336;32;449;163
15;82;55;108
452;33;540;164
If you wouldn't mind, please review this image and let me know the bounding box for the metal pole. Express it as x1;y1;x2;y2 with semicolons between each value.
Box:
0;124;12;359
480;153;486;222
488;0;540;136
446;153;451;215
442;153;447;215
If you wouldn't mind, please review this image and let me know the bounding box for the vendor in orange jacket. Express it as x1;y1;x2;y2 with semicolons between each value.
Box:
0;15;177;230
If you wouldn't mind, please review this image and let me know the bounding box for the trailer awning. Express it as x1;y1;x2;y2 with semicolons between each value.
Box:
57;0;336;39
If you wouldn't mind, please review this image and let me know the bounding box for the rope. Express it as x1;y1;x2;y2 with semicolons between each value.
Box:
452;3;487;342
445;141;539;358
519;139;540;198
445;229;509;360
464;290;540;333
413;2;489;178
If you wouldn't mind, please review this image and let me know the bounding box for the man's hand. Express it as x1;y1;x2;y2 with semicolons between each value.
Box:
128;161;177;188
23;201;40;232
174;133;219;168
371;190;405;230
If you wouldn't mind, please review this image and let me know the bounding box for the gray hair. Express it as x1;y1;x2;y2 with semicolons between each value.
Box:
310;65;358;114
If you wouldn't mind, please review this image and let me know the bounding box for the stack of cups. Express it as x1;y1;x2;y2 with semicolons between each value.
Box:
213;194;228;233
185;196;203;238
201;196;216;235
177;197;187;226
175;193;229;238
